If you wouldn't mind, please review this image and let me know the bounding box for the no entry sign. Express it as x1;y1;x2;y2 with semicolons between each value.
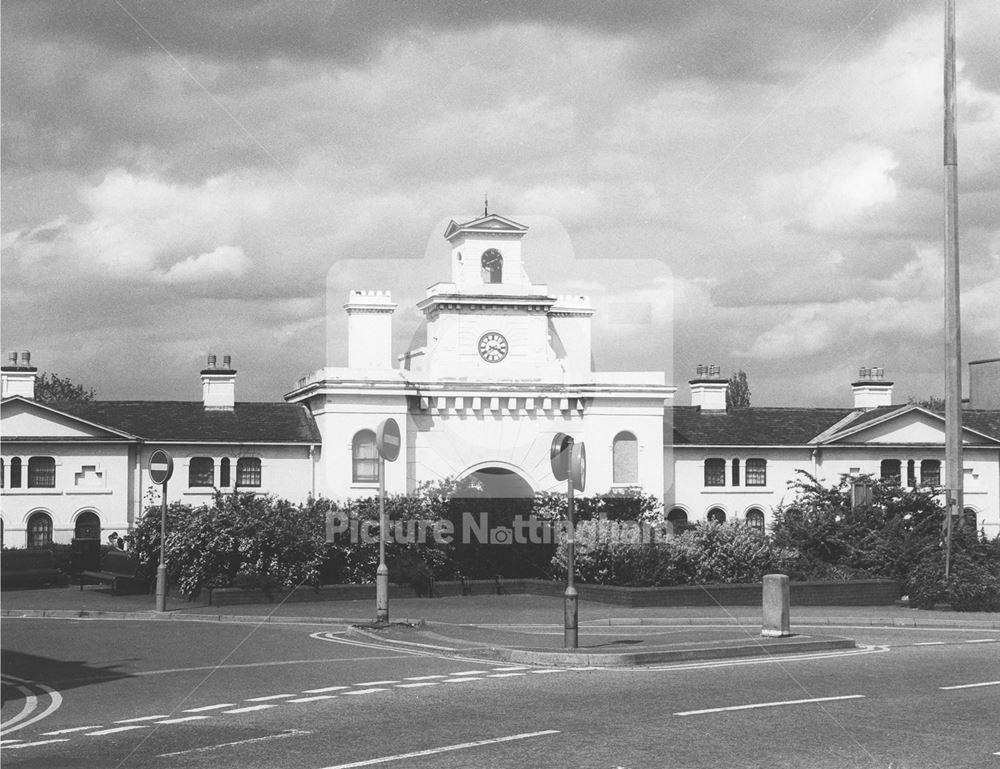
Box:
148;450;174;485
376;418;401;462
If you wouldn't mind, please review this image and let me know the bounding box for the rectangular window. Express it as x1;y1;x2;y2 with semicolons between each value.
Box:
27;457;56;488
731;458;740;486
236;457;261;487
920;459;941;486
745;458;767;486
704;458;725;487
189;457;214;487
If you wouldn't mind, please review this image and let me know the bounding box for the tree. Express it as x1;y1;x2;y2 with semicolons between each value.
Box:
726;369;751;410
908;395;945;412
35;372;96;403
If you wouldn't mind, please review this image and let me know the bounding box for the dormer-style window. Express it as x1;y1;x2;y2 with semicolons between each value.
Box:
481;248;503;284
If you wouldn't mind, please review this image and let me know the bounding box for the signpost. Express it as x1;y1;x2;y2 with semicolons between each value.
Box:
551;433;586;648
147;449;173;612
375;418;401;624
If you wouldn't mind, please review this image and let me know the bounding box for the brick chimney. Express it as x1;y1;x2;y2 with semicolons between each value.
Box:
1;351;37;399
852;366;894;408
689;364;728;411
201;354;236;410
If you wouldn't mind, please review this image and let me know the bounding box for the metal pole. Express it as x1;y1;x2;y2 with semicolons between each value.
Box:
155;480;168;612
943;0;963;577
375;456;389;623
564;477;578;648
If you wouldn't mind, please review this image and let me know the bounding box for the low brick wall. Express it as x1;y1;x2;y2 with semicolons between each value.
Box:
207;577;900;607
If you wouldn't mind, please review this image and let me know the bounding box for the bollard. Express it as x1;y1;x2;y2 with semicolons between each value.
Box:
761;573;791;637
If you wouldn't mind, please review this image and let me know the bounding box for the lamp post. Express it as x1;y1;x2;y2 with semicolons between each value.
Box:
551;434;586;648
374;418;401;624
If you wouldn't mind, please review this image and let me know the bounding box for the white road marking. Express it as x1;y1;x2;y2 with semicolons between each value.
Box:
533;669;569;674
404;675;446;681
491;666;529;671
488;673;526;678
964;639;996;644
914;641;945;646
115;715;171;723
287;695;339;703
223;704;278;714
939;680;1000;690
676;694;865;716
3;738;70;749
343;688;388;695
0;739;23;744
41;725;104;735
183;703;236;712
87;725;150;736
317;729;561;768
156;729;311;758
448;670;488;676
395;682;439;689
156;716;210;724
302;686;349;693
0;675;63;736
245;694;296;701
354;680;399;686
442;677;482;683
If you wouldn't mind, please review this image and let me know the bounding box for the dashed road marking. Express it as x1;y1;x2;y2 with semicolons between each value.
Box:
183;703;236;712
442;677;482;683
914;642;945;646
354;680;399;686
488;673;526;678
343;688;388;696
223;704;278;714
40;726;103;735
287;695;339;703
156;716;210;724
302;686;349;693
404;675;446;680
316;729;560;768
245;694;296;701
3;738;70;749
448;670;489;676
395;682;439;688
115;715;170;723
939;680;1000;690
87;725;150;736
676;694;865;716
964;639;996;644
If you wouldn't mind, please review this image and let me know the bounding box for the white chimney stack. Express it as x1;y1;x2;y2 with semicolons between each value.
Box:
345;290;397;370
2;350;37;399
201;353;236;410
851;366;894;409
689;364;728;411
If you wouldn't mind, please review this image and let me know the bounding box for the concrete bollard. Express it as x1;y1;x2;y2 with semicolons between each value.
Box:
761;573;791;637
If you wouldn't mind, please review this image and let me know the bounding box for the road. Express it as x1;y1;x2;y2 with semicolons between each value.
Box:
2;617;998;768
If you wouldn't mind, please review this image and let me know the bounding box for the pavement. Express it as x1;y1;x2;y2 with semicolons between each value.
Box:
3;584;999;667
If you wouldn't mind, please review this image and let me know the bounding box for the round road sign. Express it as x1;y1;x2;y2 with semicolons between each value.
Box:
570;441;586;492
148;449;174;485
376;418;401;462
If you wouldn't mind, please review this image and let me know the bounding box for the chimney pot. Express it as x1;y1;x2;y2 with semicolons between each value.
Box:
207;353;217;369
223;355;231;369
21;351;30;365
8;352;17;365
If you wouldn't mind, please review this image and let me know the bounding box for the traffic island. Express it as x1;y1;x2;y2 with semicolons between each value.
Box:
348;621;858;667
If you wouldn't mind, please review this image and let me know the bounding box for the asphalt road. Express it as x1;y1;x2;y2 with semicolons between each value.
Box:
2;618;998;768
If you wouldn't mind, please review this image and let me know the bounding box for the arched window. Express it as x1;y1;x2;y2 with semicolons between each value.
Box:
667;508;688;532
745;508;765;534
27;512;53;548
352;430;379;483
10;457;22;488
612;431;638;483
704;458;725;487
962;507;977;529
745;458;767;487
219;458;231;487
236;457;262;487
74;511;101;540
920;459;941;486
189;457;214;487
27;456;56;488
880;459;901;484
481;248;503;284
707;507;727;524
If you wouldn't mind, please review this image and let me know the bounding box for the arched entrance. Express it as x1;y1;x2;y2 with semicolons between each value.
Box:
450;465;545;580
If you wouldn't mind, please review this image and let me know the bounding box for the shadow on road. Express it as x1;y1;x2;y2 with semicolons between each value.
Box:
1;649;136;702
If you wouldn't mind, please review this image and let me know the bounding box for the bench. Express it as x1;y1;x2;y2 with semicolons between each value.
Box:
80;550;148;594
1;549;68;588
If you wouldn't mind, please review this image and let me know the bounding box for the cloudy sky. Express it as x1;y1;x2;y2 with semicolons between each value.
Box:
2;0;998;407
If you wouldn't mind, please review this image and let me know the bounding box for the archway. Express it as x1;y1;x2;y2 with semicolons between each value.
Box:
450;465;544;580
707;507;727;524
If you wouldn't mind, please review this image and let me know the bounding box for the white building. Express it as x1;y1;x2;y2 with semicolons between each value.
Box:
285;212;673;501
667;364;1000;538
1;354;320;548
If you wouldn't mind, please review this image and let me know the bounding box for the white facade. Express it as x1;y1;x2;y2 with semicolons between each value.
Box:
287;212;674;501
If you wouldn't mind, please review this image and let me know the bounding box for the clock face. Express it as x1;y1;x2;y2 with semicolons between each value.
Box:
478;331;508;363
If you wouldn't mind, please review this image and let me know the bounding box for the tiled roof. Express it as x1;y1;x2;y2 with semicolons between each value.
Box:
670;406;854;446
669;405;1000;446
47;401;321;443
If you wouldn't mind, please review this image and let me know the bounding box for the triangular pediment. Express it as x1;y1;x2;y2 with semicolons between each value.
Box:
0;397;135;440
822;405;998;446
443;213;529;241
